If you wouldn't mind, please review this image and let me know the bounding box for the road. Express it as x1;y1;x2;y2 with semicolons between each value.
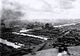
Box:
0;38;24;48
0;31;48;48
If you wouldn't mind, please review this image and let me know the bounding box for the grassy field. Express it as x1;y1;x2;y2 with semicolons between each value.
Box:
23;46;80;56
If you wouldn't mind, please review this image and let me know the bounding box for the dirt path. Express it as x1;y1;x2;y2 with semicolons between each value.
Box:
23;46;80;56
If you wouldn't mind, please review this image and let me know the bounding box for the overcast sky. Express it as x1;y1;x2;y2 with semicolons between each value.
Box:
1;0;80;22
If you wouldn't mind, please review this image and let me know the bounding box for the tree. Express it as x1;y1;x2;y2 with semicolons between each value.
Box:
1;8;24;28
1;0;24;28
45;23;53;29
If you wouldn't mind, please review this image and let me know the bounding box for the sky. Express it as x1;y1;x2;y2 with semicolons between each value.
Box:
1;0;80;23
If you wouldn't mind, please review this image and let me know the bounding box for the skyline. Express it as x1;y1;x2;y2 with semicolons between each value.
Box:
1;0;80;23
